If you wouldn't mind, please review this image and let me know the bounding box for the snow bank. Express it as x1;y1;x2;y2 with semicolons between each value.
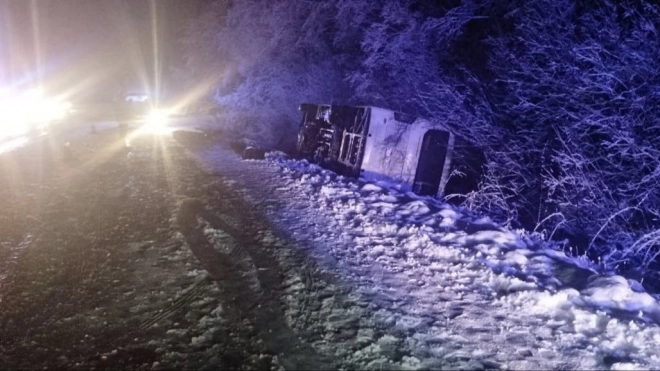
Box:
195;146;660;370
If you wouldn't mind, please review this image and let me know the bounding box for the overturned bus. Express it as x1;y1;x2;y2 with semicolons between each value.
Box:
297;103;475;198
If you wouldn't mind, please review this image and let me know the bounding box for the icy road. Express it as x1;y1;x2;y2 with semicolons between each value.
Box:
0;117;659;370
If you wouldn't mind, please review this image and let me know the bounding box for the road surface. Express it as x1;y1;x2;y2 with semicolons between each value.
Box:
0;120;338;370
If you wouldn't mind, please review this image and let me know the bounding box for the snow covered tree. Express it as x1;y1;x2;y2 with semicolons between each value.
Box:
178;0;660;287
484;0;660;285
208;0;348;150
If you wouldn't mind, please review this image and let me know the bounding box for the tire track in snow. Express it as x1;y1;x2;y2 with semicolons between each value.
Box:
139;276;210;331
0;233;33;303
176;198;334;370
175;132;429;369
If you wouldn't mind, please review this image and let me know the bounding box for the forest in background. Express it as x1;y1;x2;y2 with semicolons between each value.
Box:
172;0;660;290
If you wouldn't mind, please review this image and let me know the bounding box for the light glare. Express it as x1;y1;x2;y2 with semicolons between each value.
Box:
0;89;71;140
146;108;169;127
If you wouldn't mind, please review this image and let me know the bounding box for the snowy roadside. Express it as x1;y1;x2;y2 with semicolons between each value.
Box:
190;142;660;371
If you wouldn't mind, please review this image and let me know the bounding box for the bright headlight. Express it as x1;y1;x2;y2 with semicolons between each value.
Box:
0;94;29;139
0;88;74;140
0;104;29;140
49;101;72;121
146;108;169;127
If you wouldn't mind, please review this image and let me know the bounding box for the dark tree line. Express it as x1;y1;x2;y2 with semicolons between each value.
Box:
174;0;660;289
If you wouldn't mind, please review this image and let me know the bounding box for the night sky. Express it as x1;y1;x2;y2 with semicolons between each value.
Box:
0;0;203;101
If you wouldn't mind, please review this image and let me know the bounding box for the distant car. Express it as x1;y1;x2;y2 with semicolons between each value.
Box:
116;91;150;124
124;92;148;103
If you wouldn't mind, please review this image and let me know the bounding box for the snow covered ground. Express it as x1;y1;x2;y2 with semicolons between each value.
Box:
16;115;658;369
190;142;660;370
